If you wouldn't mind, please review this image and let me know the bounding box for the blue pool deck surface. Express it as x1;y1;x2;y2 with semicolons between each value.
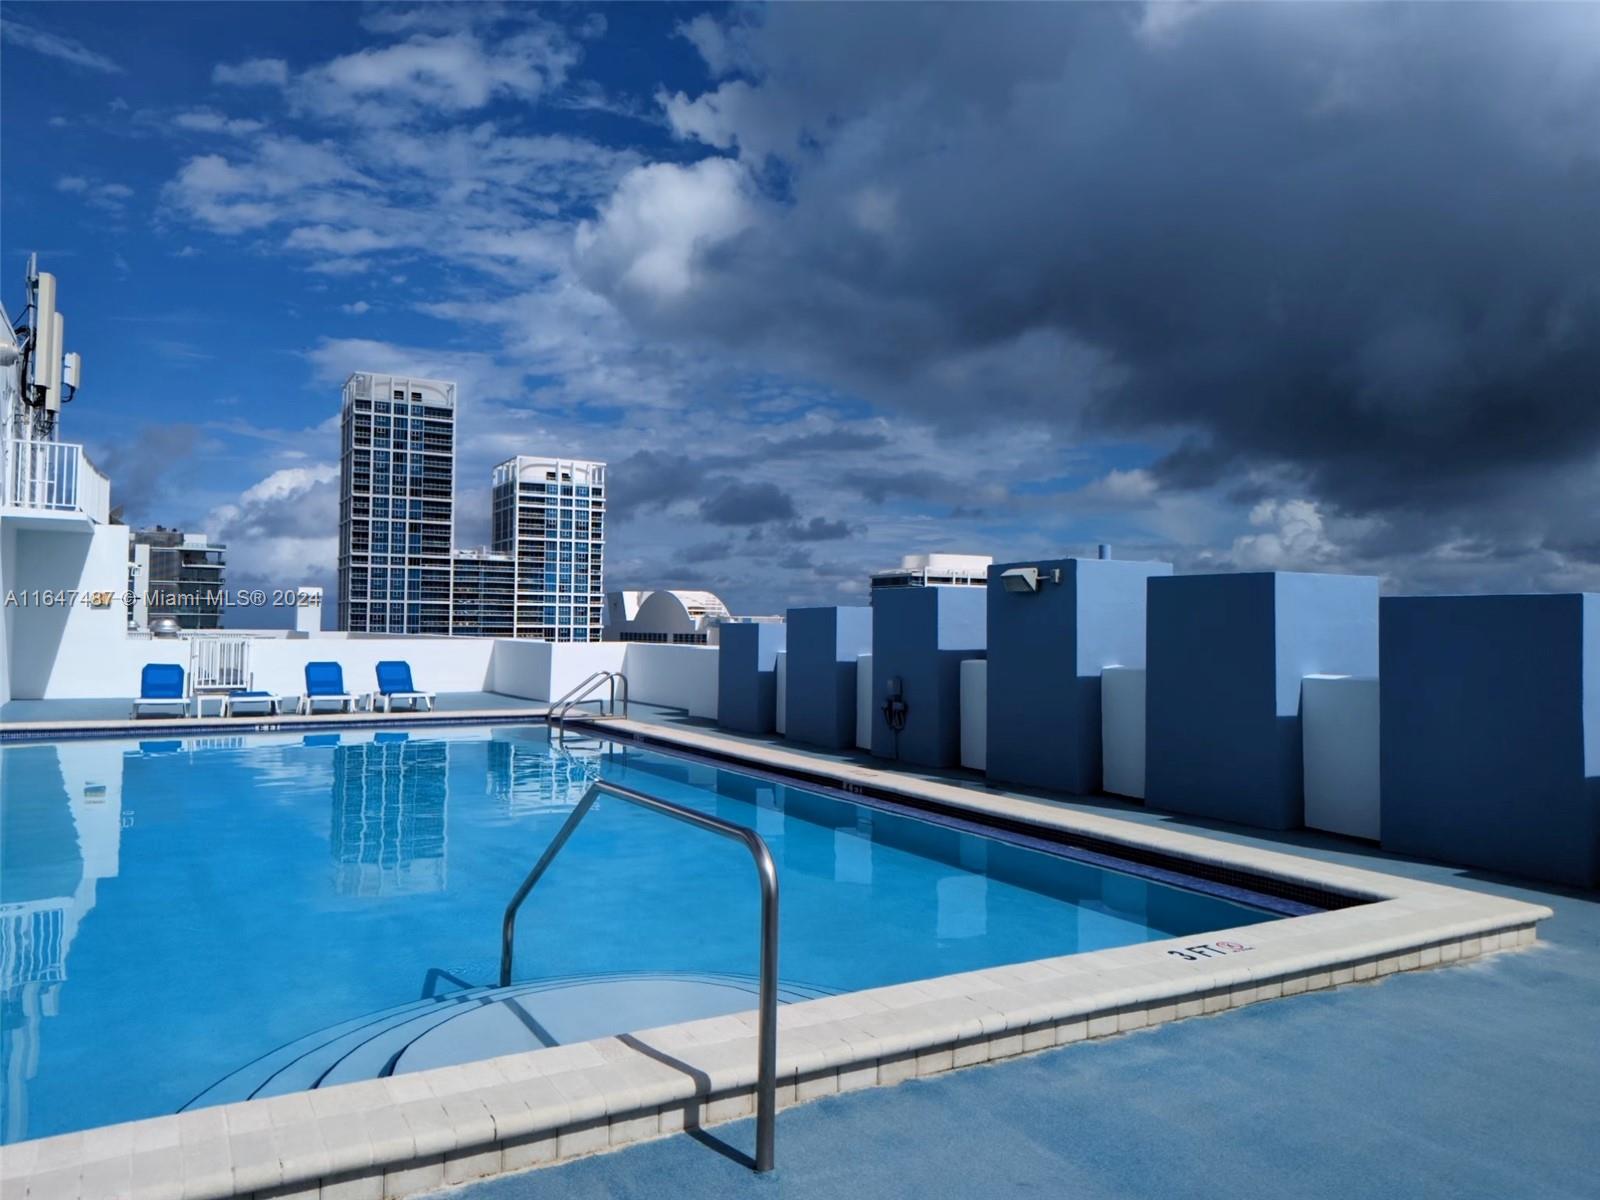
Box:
440;705;1599;1200
442;816;1598;1200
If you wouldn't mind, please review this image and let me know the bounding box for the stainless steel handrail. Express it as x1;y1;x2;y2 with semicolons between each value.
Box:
548;670;628;744
499;779;780;1173
547;669;612;717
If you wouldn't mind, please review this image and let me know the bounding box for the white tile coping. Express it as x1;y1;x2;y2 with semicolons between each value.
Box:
0;706;549;740
1;720;1552;1200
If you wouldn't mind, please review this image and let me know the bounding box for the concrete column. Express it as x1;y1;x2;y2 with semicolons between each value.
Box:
869;586;986;768
1101;667;1146;799
986;557;1172;794
1380;593;1599;887
784;607;871;749
1302;674;1379;839
717;621;787;734
960;659;987;771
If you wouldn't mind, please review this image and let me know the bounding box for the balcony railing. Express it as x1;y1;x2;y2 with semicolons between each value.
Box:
3;439;110;523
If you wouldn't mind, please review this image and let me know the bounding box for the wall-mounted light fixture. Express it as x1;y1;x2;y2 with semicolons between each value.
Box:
1000;566;1062;593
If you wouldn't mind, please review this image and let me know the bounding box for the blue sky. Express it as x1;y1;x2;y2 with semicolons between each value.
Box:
5;2;1599;615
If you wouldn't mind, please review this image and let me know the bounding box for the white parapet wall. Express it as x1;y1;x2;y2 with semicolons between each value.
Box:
1302;673;1381;840
622;642;718;719
490;641;715;716
490;640;625;703
1101;666;1146;799
774;650;787;734
6;521;142;699
246;637;497;699
960;658;986;771
856;652;873;750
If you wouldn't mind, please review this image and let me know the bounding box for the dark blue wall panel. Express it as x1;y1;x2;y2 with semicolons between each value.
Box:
716;621;787;734
986;558;1172;794
1380;593;1600;888
784;606;873;749
1145;571;1378;830
868;587;987;768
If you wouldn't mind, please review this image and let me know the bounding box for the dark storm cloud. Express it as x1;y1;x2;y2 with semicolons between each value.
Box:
699;479;798;525
603;449;698;519
682;538;734;563
96;423;199;520
780;516;852;542
583;4;1600;538
765;428;889;456
841;468;980;506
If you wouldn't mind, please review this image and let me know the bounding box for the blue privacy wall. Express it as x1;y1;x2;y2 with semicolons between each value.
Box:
1381;593;1600;888
716;621;787;735
869;586;987;768
1145;571;1379;830
785;607;873;749
986;558;1172;793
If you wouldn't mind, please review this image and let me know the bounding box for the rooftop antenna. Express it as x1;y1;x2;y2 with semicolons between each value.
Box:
16;253;81;436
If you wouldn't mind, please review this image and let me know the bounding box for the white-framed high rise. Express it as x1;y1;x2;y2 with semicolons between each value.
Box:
492;456;606;642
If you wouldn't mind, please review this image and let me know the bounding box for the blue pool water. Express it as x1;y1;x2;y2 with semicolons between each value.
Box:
0;725;1277;1142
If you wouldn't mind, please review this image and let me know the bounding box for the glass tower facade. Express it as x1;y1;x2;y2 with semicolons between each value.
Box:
491;456;606;642
448;549;516;637
337;373;456;634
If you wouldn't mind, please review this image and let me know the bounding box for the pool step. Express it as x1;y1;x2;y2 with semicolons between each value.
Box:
181;971;835;1112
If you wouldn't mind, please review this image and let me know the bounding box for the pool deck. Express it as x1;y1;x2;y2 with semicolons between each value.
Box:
0;702;1579;1200
443;851;1596;1200
484;710;1595;1200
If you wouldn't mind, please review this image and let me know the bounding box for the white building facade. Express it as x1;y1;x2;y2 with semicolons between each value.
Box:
491;456;606;642
869;552;994;589
605;589;731;644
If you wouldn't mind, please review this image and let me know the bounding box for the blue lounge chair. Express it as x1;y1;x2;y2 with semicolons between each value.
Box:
222;689;284;717
131;663;189;718
373;660;435;713
297;661;356;714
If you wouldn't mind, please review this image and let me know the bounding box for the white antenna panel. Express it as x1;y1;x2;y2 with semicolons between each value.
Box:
31;271;57;404
46;312;64;412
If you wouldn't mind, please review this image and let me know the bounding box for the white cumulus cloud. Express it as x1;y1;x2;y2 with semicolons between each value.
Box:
213;57;289;87
575;158;755;302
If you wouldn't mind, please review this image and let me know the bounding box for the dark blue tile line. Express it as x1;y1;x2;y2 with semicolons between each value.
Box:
578;721;1330;918
0;712;548;745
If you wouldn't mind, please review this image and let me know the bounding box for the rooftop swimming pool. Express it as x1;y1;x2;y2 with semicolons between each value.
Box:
0;723;1284;1143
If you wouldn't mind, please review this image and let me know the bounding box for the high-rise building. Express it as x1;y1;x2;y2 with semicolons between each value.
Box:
448;548;516;637
129;527;227;629
492;456;606;642
337;373;456;634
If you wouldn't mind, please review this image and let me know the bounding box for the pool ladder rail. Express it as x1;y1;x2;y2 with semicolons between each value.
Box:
547;670;628;744
500;778;780;1173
